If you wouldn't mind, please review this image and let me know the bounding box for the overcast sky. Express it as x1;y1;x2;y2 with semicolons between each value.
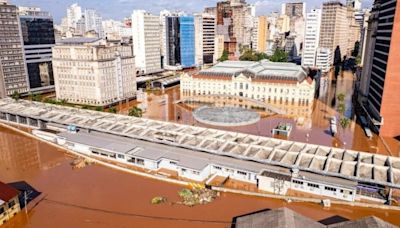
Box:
11;0;373;23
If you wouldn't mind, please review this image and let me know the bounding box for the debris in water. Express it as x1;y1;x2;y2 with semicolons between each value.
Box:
151;196;167;205
71;157;93;169
177;188;218;207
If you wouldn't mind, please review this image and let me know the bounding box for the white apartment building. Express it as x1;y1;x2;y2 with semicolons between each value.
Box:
66;3;82;28
84;9;103;38
52;38;136;106
302;9;322;68
181;60;315;106
316;48;333;73
132;10;162;75
214;35;224;62
194;13;216;66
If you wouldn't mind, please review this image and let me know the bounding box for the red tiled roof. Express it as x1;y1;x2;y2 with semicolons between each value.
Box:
0;181;19;202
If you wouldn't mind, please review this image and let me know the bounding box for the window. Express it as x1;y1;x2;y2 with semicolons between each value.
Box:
192;170;200;175
307;183;319;188
324;186;336;192
169;161;177;165
137;159;145;166
237;171;247;176
117;154;125;159
293;180;303;185
8;200;15;208
213;166;222;170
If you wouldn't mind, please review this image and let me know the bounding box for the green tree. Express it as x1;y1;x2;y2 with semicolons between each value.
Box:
108;107;117;113
337;93;345;103
351;41;360;57
339;117;350;129
128;107;143;117
217;50;229;62
268;49;288;62
239;49;258;61
11;91;21;101
95;106;104;112
32;94;43;102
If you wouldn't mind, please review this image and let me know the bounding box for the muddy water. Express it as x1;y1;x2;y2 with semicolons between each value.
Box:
1;126;400;228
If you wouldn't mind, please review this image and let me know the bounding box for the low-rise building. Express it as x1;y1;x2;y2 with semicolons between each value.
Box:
180;60;315;107
52;38;136;106
0;182;20;225
316;48;333;73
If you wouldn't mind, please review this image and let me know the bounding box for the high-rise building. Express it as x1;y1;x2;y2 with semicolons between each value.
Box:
359;0;400;138
251;16;269;53
66;3;82;29
282;2;306;18
180;16;195;68
302;9;322;68
214;34;225;62
0;1;29;98
84;9;103;38
165;16;195;69
18;7;55;92
52;38;136;106
194;13;216;66
347;0;362;11
215;0;255;59
319;1;349;59
132;10;162;75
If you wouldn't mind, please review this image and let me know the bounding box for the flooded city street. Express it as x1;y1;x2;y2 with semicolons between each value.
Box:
1;125;400;227
117;71;399;156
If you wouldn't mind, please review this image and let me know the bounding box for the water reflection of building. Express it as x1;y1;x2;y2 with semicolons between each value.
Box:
181;60;315;107
0;128;41;175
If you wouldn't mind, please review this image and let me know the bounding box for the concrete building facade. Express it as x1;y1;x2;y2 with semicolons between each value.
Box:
360;0;400;138
0;1;29;98
132;10;162;75
319;1;349;59
18;7;55;93
316;48;333;73
302;9;322;68
194;13;216;66
52;38;136;106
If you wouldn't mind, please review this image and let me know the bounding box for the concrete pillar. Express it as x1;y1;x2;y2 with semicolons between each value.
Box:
6;113;10;121
16;115;21;124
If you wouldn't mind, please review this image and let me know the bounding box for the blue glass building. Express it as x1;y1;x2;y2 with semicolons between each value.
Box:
179;16;195;68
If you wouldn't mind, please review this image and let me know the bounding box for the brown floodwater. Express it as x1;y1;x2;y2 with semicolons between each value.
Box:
1;126;400;228
115;71;399;156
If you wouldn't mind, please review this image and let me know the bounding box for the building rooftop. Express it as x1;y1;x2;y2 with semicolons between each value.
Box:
196;60;308;82
232;207;397;228
57;37;102;45
0;98;400;189
0;181;19;202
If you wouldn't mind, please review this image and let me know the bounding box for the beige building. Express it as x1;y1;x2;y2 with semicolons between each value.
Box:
0;182;20;225
319;1;349;58
346;6;361;56
52;38;136;106
181;60;315;107
214;35;225;62
194;13;216;66
0;1;29;98
252;16;269;53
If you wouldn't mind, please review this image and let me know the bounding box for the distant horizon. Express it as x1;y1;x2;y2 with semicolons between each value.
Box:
10;0;373;24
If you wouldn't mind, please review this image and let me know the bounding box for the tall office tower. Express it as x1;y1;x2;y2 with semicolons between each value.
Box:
302;9;322;68
52;38;136;106
160;10;185;68
132;10;162;75
66;3;82;29
214;35;225;62
251;16;269;53
359;0;400;137
194;13;216;66
282;2;306;18
0;1;29;98
84;9;103;38
347;7;361;56
319;1;349;59
180;16;195;68
18;7;55;92
215;0;254;59
165;16;180;68
165;16;195;69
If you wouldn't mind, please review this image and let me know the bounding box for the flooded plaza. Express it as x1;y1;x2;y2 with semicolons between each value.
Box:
1;125;400;227
116;70;399;156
